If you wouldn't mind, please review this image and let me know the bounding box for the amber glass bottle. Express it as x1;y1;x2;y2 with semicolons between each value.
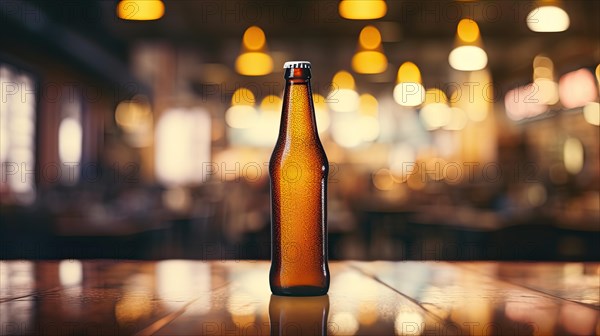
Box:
269;61;329;296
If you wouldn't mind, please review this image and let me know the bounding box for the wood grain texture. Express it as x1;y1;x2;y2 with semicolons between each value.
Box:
0;260;598;335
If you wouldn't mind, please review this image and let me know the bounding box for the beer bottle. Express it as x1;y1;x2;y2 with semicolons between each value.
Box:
269;61;330;296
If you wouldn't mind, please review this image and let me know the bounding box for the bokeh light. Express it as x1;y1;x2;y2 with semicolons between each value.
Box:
339;0;387;20
457;19;480;43
117;0;164;21
328;71;359;112
527;6;570;32
559;69;598;109
393;62;425;107
449;46;488;71
563;137;584;174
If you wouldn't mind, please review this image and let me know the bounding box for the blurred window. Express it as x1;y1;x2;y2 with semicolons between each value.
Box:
155;108;211;186
0;64;37;204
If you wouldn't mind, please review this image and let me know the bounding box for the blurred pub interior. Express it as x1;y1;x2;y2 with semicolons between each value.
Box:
0;0;598;261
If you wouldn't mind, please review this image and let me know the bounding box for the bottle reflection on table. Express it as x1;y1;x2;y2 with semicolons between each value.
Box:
269;294;330;336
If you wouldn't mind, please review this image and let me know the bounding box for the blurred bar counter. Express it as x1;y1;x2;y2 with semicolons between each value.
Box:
0;260;598;335
1;179;599;261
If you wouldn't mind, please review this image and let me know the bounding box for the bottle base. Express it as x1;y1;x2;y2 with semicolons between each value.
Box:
270;286;328;297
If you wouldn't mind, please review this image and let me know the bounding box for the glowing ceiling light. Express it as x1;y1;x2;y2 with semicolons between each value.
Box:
328;71;359;113
527;6;570;32
235;26;273;76
225;88;258;129
352;26;388;74
449;46;488;72
559;69;598;109
339;0;387;20
393;62;425;107
457;18;480;43
117;0;164;20
449;19;488;71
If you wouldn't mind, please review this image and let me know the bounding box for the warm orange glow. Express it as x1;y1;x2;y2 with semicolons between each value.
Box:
353;26;387;74
465;70;492;121
352;51;387;74
115;96;153;147
450;19;487;71
332;71;356;90
359;26;382;49
393;62;425;107
424;88;448;105
396;62;421;84
236;26;273;76
457;19;480;43
373;169;394;191
117;0;164;21
260;95;281;112
231;88;255;106
359;94;378;117
242;26;266;50
235;52;273;76
339;0;387;20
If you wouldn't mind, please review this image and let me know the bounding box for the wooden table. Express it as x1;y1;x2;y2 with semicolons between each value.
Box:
1;260;598;335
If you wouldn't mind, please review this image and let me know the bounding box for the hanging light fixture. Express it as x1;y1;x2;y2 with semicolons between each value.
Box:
339;0;387;20
448;19;488;71
527;0;570;32
393;62;425;107
235;26;273;76
327;71;359;113
352;26;388;74
117;0;164;20
225;88;258;128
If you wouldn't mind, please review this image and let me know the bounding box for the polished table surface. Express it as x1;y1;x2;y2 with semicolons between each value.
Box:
1;260;599;335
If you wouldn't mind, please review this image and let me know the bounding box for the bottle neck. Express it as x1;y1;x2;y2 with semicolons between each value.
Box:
280;78;319;140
